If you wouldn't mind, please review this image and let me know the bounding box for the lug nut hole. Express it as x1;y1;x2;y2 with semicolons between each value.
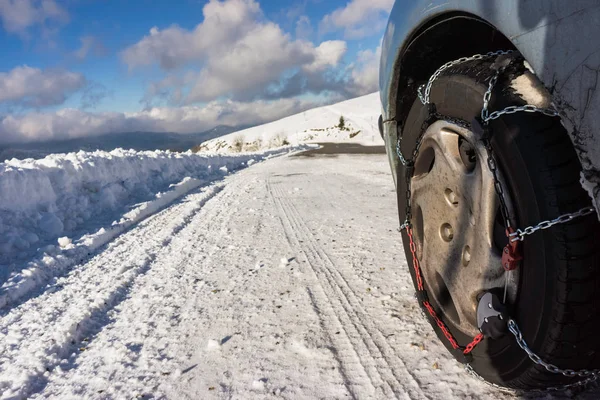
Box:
440;223;454;242
462;245;471;266
445;188;459;207
459;136;476;172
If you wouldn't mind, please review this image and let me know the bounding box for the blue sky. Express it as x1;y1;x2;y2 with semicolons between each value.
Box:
0;0;392;143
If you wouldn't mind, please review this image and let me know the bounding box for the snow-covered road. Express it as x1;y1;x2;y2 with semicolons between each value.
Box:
2;149;597;399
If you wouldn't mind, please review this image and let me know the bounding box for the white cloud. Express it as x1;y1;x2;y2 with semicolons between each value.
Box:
0;0;68;36
320;0;394;39
347;46;381;96
121;0;347;104
0;66;86;107
303;41;347;73
141;73;197;109
74;36;94;60
295;15;312;40
80;82;111;110
74;36;105;60
121;0;262;71
267;44;380;100
0;97;325;144
185;23;317;103
0;0;382;145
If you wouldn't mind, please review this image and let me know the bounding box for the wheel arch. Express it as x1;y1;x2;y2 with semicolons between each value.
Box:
382;6;600;217
389;13;517;130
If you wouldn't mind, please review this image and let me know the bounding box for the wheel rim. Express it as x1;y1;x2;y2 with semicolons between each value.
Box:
411;120;518;337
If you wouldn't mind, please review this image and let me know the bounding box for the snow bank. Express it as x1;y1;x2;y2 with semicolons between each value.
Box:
199;92;382;153
0;146;303;309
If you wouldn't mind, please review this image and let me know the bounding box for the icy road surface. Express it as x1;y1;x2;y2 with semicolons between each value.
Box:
2;147;598;399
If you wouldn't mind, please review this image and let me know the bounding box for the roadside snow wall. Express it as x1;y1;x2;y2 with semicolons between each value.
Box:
0;147;298;308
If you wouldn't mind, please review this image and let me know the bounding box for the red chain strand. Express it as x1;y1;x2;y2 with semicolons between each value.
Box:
464;333;484;355
406;227;424;291
422;300;460;349
405;226;484;354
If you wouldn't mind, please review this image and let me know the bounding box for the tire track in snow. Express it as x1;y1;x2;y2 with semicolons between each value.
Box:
269;180;428;400
0;183;224;399
267;180;377;399
305;286;360;400
270;181;397;398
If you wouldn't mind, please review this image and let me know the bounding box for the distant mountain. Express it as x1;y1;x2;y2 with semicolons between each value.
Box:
0;125;249;161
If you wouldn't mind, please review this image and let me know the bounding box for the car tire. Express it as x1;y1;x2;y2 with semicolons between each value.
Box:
397;59;600;390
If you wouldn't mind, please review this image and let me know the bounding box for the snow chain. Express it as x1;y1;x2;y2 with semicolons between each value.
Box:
396;50;599;392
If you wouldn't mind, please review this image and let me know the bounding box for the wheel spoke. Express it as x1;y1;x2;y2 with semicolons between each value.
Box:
434;128;467;174
410;120;518;336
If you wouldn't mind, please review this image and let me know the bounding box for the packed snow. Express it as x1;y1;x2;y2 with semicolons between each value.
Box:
4;149;596;399
197;92;381;153
0;146;309;310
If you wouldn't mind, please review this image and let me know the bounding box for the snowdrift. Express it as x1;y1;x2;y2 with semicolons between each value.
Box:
0;146;304;308
0;92;383;309
199;92;381;153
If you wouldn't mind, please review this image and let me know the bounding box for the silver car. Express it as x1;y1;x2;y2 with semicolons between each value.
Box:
379;1;600;391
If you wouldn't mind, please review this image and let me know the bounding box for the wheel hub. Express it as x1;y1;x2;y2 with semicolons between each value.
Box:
411;120;518;337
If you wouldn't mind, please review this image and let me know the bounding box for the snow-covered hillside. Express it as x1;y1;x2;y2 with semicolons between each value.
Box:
0;146;307;310
197;92;381;153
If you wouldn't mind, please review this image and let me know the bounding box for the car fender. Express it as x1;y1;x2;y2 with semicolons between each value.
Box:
380;0;600;214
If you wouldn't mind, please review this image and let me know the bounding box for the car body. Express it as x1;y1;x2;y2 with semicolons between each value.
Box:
379;0;600;216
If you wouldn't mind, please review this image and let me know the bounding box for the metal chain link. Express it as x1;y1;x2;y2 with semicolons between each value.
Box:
479;67;516;230
419;50;514;105
507;319;600;391
486;147;513;230
508;320;600;378
465;362;599;394
481;72;499;121
465;365;520;395
509;206;596;242
486;104;560;122
482;88;592;244
397;49;600;393
479;59;594;240
481;136;512;229
395;135;411;167
480;59;561;123
478;57;599;393
417;85;426;105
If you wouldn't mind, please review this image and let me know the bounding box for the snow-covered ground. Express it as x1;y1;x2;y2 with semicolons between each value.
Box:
2;93;598;399
3;147;597;399
0;146;309;311
197;92;381;153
